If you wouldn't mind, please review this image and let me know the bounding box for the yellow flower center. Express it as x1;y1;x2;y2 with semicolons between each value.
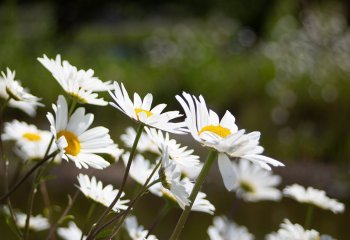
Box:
240;181;256;193
22;132;42;141
198;125;231;138
135;108;153;119
57;130;81;156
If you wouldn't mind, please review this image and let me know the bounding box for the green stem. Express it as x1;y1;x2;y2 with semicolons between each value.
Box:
81;202;96;240
146;201;172;238
5;159;22;239
46;190;80;240
169;150;218;240
94;161;162;239
304;204;314;229
23;174;38;240
68;99;77;116
86;123;145;239
0;150;59;201
109;179;161;239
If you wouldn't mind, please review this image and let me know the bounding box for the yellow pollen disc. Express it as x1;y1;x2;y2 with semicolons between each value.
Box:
198;125;231;138
240;181;256;193
135;108;153;118
22;132;42;141
57;130;81;156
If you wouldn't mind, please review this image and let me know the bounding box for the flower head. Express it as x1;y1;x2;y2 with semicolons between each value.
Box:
0;69;43;116
77;174;129;212
38;54;113;106
109;81;186;134
176;92;283;170
283;184;345;214
146;127;200;177
124;216;158;240
2;120;60;162
124;152;213;214
176;92;284;191
158;147;190;207
266;219;320;240
47;95;117;169
223;159;282;201
2;207;49;231
58;221;86;240
208;216;254;240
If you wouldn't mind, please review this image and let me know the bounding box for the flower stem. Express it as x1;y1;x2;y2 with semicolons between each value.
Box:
46;190;80;240
169;150;218;240
304;204;314;229
94;160;162;239
146;201;172;238
0;150;59;201
86;123;144;239
23;176;38;240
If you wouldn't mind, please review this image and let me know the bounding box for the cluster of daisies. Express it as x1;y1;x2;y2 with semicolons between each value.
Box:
0;54;345;239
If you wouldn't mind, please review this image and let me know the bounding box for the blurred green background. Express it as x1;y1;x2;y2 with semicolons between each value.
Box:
0;0;349;239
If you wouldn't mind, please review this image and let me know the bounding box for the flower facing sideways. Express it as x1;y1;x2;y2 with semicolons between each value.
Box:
77;174;129;212
2;120;60;162
226;159;282;202
145;127;200;178
109;81;186;134
2;207;49;232
0;68;43;116
38;54;113;106
283;184;345;214
47;95;118;169
176;92;284;191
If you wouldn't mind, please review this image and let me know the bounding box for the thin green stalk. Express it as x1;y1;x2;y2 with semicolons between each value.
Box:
23;175;38;240
5;159;22;239
68;99;77;116
146;201;172;238
304;204;314;229
109;179;161;239
93;161;162;239
46;190;80;240
86;123;145;239
81;202;96;240
0;150;59;201
169;150;218;240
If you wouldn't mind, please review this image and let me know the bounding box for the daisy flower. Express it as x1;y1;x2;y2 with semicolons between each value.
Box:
208;216;254;240
124;216;158;240
0;69;43;116
58;221;86;240
145;127;200;177
2;207;49;231
47;95;117;169
109;81;186;134
283;184;345;214
158;147;190;207
124;153;213;214
77;174;129;212
121;127;159;154
38;54;113;106
2;120;60;162
266;219;320;240
176;92;284;191
2;120;49;145
226;159;282;201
